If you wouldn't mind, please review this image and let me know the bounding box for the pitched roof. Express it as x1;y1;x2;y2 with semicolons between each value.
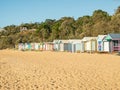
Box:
109;34;120;39
68;39;82;43
53;40;68;43
82;37;97;41
97;35;107;41
59;40;69;43
104;34;120;41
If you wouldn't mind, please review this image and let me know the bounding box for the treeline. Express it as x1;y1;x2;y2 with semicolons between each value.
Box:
0;6;120;49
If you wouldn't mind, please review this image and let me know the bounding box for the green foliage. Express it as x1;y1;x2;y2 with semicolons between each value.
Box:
115;6;120;15
0;37;15;49
0;6;120;49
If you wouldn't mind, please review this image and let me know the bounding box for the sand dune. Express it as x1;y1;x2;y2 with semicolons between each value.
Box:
0;50;120;90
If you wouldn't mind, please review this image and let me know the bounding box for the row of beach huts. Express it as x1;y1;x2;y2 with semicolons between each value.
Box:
18;34;120;53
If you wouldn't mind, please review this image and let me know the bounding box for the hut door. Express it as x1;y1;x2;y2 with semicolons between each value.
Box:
103;42;109;52
74;44;76;52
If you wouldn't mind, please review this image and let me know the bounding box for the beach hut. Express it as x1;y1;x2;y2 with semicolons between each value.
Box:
53;40;69;51
82;37;90;52
67;42;72;52
68;40;74;52
24;43;28;50
74;41;83;53
53;40;61;51
59;40;69;52
35;43;40;50
97;35;107;52
78;41;84;53
24;43;31;50
42;43;46;50
39;42;44;51
68;39;82;53
45;42;54;51
103;34;120;52
31;43;35;50
18;43;25;51
103;39;109;52
82;37;97;53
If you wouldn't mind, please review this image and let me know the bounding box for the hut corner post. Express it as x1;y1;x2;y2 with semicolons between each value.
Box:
109;40;112;53
119;40;120;54
90;40;92;54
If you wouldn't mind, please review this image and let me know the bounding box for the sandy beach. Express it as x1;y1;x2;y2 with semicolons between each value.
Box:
0;50;120;90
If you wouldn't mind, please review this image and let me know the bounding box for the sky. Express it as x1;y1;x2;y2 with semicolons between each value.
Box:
0;0;120;28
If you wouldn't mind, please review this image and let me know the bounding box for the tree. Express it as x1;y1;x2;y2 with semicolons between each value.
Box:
92;10;111;36
51;21;61;40
115;6;120;15
92;10;110;23
59;17;76;39
110;14;120;33
1;7;120;49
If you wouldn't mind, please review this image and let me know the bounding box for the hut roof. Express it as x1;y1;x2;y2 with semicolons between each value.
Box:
68;39;82;43
45;42;53;44
82;37;97;41
97;35;107;41
59;40;69;43
53;40;69;43
109;34;120;39
105;34;120;41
